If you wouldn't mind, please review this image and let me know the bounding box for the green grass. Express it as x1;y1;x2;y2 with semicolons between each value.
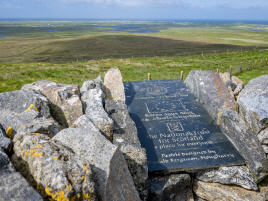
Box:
0;49;267;92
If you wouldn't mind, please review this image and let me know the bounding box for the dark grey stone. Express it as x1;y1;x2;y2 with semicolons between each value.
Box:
220;110;268;182
0;124;11;153
196;166;258;190
148;174;193;201
80;75;103;95
258;128;268;144
185;70;237;123
0;151;43;201
237;75;268;134
0;90;51;118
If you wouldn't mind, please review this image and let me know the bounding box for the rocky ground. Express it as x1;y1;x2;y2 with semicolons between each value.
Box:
0;68;267;201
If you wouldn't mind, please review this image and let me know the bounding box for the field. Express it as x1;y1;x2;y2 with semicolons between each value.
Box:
0;20;268;92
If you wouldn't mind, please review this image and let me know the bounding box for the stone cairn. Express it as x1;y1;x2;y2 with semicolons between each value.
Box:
0;68;267;201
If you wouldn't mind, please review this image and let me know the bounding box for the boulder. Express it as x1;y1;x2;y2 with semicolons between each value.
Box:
196;166;258;190
0;109;61;138
185;70;237;123
22;80;83;127
80;75;103;95
0;151;43;201
193;180;268;201
148;174;193;201
237;75;268;134
53;128;141;201
231;76;244;96
0;124;11;153
258;128;268;144
105;99;148;200
71;115;99;133
12;132;97;200
0;89;51;118
220;110;268;182
82;87;113;140
104;68;126;102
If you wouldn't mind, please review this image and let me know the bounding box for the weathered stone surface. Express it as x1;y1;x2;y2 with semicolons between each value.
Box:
105;99;140;145
12;132;97;201
149;174;193;201
258;128;268;144
82;88;113;140
80;76;103;95
53;128;141;201
0;151;43;201
185;70;237;123
220;110;268;182
104;68;126;102
0;89;51;118
23;80;83;127
262;145;268;154
196;166;258;190
237;75;268;134
71;115;99;132
0;109;61;137
193;180;268;201
105;99;148;200
231;76;244;96
219;72;233;89
0;124;11;153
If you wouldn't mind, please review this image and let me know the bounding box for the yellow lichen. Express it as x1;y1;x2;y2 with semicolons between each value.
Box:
81;175;87;182
25;148;43;158
45;187;68;201
53;157;58;160
6;126;13;138
25;104;39;112
83;194;90;199
35;133;40;135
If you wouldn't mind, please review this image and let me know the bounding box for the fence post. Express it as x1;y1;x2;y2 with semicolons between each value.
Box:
248;61;251;70
229;65;232;76
239;62;243;73
180;71;184;81
147;73;151;81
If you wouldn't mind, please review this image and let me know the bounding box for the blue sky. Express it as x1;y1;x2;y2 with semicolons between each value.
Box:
0;0;268;20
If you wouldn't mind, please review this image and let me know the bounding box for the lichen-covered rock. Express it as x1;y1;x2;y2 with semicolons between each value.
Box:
237;75;268;134
149;174;193;201
258;128;268;144
0;109;61;138
193;180;268;201
0;124;11;153
80;76;103;96
185;70;237;123
104;68;126;102
0;151;43;201
12;132;97;201
22;80;83;127
0;89;51;118
82;87;113;140
53;128;141;201
105;99;148;200
196;166;258;190
220;110;268;182
71;115;99;132
231;76;244;96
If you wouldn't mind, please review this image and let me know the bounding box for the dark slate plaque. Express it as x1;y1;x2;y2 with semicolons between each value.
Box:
124;79;245;172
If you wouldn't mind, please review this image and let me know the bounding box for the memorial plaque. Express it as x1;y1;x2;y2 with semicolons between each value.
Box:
124;79;245;172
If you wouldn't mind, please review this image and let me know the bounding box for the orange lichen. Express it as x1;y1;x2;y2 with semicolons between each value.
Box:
6;126;13;138
24;147;43;158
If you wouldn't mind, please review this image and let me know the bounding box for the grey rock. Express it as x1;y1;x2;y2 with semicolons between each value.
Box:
82;88;113;140
0;109;61;138
193;180;268;201
12;132;97;200
80;76;103;95
185;70;237;123
0;150;43;201
104;68;126;102
237;75;268;133
220;110;268;182
0;124;11;153
258;128;268;144
196;166;258;190
23;80;83;127
53;128;141;201
105;99;148;200
71;115;99;133
0;89;51;118
231;76;244;96
149;174;193;201
262;145;268;154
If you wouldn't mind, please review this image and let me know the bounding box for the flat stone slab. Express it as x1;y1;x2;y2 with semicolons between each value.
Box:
124;79;244;172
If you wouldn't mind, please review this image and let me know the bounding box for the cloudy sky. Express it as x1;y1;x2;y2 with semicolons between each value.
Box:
0;0;268;20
